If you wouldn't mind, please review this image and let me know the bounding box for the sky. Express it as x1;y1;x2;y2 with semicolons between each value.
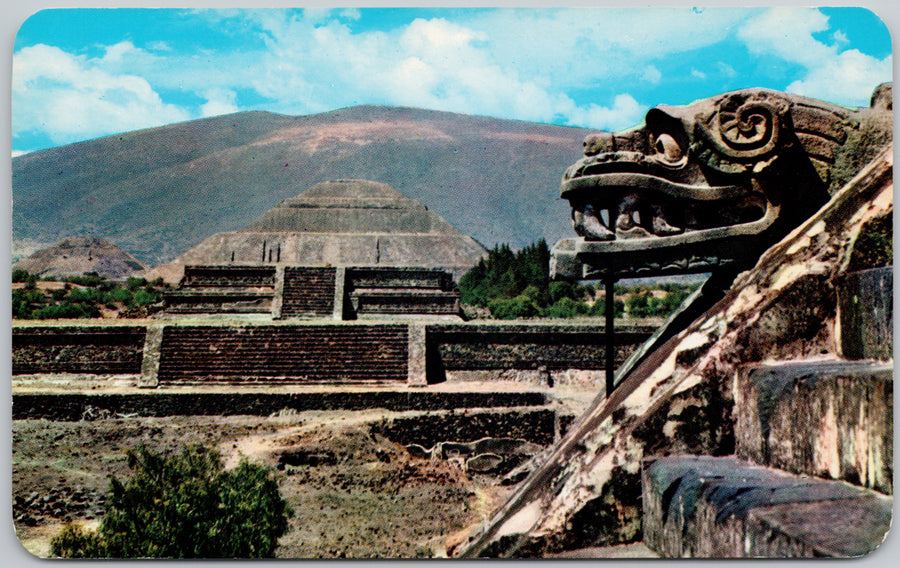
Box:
10;6;893;156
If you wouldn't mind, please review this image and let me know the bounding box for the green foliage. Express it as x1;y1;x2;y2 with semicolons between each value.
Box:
32;301;100;319
588;297;625;318
542;296;589;318
50;444;292;559
63;272;105;287
12;273;166;319
104;286;134;304
548;281;576;304
130;289;161;307
459;240;551;310
626;289;691;318
488;295;539;320
12;268;31;283
126;276;148;292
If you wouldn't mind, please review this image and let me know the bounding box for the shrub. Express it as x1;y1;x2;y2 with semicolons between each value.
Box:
548;280;576;304
488;295;539;319
588;297;625;318
103;286;133;304
50;444;292;559
12;268;30;282
125;276;148;292
33;301;99;319
542;296;588;318
130;289;160;307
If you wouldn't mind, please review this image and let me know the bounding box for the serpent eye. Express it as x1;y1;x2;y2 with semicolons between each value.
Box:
654;133;684;164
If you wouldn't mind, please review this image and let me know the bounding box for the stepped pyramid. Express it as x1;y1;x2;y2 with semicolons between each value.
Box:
147;179;487;282
13;236;147;279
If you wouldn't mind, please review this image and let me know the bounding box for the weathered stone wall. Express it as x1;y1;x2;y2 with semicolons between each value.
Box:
372;408;559;447
12;327;146;375
12;391;549;421
735;361;893;494
425;324;652;385
157;324;409;383
642;456;892;558
838;267;892;360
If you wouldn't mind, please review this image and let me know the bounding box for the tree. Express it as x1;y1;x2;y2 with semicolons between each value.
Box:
51;444;292;559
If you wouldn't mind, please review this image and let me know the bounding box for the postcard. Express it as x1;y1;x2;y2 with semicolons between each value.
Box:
9;5;894;560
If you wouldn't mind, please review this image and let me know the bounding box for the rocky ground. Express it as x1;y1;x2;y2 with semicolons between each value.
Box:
12;409;524;558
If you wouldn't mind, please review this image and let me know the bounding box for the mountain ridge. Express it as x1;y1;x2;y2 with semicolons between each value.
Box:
12;106;594;266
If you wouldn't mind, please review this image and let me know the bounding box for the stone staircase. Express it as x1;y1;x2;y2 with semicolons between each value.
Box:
156;324;408;384
346;267;461;318
641;358;893;558
162;265;276;314
280;266;337;318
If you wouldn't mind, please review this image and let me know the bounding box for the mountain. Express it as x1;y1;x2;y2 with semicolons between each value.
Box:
12;106;593;267
12;236;147;279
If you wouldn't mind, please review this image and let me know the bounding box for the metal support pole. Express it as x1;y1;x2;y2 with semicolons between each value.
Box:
604;275;616;397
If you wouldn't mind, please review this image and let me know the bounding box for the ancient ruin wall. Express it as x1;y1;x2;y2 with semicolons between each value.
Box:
428;324;653;372
12;326;146;375
156;324;409;384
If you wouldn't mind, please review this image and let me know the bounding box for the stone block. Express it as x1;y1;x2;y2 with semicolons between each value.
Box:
642;455;892;558
735;359;893;493
838;266;892;360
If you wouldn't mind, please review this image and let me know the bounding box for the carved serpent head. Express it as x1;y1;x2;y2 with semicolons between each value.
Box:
554;85;892;279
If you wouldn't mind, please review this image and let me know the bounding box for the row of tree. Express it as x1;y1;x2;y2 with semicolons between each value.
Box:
458;240;696;320
12;270;169;319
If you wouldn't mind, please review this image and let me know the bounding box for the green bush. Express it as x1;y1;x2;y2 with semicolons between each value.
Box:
542;297;589;318
50;444;292;559
33;301;99;319
103;286;133;304
12;268;30;282
130;289;160;307
548;281;576;304
64;272;104;287
125;276;148;292
488;295;539;319
588;297;625;318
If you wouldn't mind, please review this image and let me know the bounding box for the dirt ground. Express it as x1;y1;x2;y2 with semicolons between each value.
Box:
12;409;522;559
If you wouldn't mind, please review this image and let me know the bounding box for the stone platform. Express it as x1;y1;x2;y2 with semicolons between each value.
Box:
735;359;893;494
642;455;892;558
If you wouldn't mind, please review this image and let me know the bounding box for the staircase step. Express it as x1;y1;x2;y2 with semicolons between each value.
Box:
735;359;893;494
642;455;891;558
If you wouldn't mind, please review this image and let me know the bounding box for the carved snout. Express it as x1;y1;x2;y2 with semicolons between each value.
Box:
583;132;615;156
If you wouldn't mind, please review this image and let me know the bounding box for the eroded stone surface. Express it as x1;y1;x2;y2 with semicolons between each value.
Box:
735;360;893;494
456;142;892;557
642;455;891;558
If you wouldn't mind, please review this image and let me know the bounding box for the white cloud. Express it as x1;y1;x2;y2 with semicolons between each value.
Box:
642;66;662;84
12;43;191;145
12;150;29;158
691;69;707;80
738;8;892;106
563;94;646;131
200;88;240;117
243;13;651;130
787;49;893;107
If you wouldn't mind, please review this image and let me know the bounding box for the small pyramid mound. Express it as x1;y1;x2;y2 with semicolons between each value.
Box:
12;236;147;279
147;180;487;282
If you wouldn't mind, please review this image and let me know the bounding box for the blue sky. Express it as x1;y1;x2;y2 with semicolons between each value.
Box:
11;7;893;155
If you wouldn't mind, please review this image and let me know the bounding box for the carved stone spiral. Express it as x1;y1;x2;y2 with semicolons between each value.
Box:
709;93;790;160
